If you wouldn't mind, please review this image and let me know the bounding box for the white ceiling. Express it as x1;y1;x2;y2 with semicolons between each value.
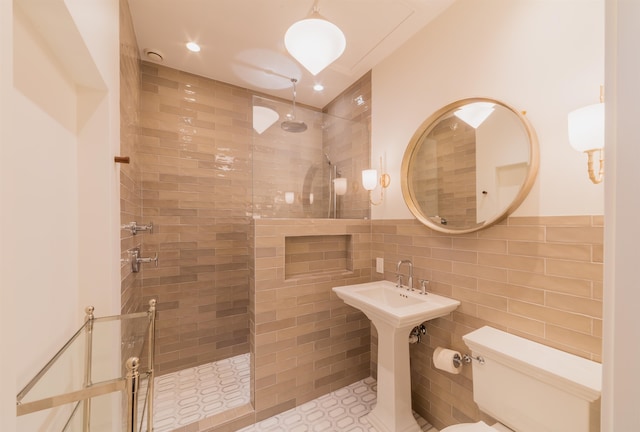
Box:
128;0;456;108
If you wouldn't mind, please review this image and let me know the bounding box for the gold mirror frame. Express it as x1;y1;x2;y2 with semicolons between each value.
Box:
401;98;539;234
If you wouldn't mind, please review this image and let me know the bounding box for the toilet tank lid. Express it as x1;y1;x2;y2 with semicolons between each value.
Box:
463;326;601;401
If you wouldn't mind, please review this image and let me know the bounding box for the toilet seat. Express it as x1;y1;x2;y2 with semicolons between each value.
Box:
440;421;502;432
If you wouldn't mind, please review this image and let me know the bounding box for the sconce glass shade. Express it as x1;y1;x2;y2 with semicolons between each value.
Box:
252;106;280;134
362;169;378;191
284;13;346;76
284;192;295;204
454;102;495;129
568;103;605;152
333;178;347;195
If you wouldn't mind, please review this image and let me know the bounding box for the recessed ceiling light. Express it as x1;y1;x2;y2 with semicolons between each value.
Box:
186;42;201;52
313;83;324;92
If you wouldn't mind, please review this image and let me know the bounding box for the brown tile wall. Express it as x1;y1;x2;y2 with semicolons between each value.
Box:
251;219;372;422
119;0;142;315
370;216;603;430
137;62;252;375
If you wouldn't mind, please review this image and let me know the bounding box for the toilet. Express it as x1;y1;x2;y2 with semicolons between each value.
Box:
441;326;602;432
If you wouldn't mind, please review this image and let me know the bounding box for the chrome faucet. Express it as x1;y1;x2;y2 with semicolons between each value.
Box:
396;260;413;291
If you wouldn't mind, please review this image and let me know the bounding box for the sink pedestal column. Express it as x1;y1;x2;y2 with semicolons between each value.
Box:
366;321;421;432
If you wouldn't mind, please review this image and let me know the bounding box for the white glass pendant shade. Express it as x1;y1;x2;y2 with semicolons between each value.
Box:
284;15;346;75
252;106;279;134
568;103;605;152
454;102;495;129
333;177;347;195
362;169;378;191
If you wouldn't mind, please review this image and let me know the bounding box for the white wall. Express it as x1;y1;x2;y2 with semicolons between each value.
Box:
603;0;640;430
372;0;604;219
1;0;120;429
0;1;16;431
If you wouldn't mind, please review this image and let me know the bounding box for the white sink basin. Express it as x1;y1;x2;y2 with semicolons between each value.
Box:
333;280;460;432
333;280;460;330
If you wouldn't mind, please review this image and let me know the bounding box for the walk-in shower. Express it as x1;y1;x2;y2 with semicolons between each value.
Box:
126;61;371;432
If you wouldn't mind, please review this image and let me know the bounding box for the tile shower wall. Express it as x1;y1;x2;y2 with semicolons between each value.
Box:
250;219;372;422
138;62;252;375
371;216;603;430
119;0;142;315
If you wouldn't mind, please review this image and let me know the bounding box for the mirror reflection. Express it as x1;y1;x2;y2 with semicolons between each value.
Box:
401;98;539;233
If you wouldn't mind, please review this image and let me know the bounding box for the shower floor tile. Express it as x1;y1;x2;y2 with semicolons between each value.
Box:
150;355;434;432
152;353;251;432
237;377;435;432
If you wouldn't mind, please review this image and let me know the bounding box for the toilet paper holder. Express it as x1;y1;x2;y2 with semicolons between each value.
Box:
453;353;485;368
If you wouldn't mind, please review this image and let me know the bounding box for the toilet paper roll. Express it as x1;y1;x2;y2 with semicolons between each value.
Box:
433;347;461;374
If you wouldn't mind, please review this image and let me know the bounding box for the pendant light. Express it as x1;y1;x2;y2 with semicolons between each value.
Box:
284;1;346;75
454;102;496;129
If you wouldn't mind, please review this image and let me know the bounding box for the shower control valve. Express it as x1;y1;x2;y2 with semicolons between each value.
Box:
121;221;154;235
129;247;158;273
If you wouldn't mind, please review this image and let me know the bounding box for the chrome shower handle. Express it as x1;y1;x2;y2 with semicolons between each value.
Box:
129;248;158;272
137;253;158;267
121;221;153;235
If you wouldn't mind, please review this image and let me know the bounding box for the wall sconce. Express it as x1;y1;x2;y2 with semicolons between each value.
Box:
333;177;347;196
568;87;605;184
362;156;390;205
284;2;346;75
285;192;295;204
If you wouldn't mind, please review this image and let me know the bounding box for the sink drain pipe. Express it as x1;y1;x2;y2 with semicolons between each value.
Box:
409;324;426;343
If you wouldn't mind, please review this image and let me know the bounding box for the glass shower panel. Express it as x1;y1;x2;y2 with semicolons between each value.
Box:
252;95;370;219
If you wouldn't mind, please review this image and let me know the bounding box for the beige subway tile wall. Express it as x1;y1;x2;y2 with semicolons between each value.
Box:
119;0;142;315
371;216;603;430
251;219;372;422
138;62;253;375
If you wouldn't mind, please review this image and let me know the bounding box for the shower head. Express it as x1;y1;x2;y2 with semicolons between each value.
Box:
324;153;332;166
281;119;307;133
281;78;307;133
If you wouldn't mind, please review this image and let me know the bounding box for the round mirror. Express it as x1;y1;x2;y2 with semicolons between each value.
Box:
401;98;539;234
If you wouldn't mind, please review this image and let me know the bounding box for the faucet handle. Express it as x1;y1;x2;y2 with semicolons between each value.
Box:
396;273;403;288
418;279;430;295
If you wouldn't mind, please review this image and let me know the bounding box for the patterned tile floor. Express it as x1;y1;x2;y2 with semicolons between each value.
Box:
150;354;434;432
237;377;435;432
152;353;251;432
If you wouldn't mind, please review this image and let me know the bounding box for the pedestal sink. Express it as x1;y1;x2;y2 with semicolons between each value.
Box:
333;280;460;432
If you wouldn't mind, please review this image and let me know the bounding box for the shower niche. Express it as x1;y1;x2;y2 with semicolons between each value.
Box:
284;234;353;279
252;95;370;220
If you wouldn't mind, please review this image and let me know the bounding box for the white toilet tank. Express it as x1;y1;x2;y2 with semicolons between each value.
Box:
463;326;601;432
